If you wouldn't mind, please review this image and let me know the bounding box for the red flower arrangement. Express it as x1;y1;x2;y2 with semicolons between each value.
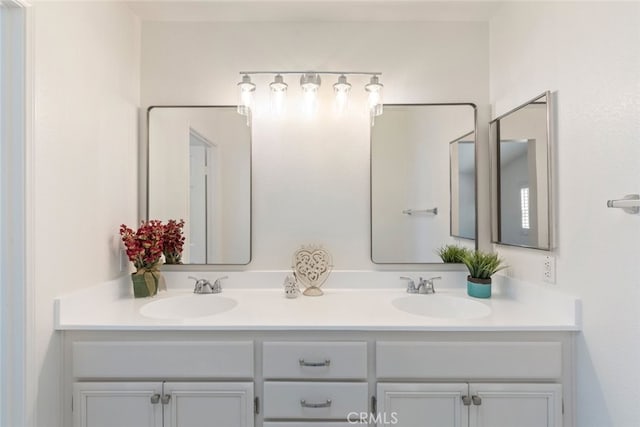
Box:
119;220;165;270
162;219;185;264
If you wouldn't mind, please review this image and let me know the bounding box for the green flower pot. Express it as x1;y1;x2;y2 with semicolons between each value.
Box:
131;271;160;298
467;276;491;298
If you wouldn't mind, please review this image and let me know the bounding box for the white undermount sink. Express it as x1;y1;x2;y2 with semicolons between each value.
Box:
139;294;238;320
392;294;491;319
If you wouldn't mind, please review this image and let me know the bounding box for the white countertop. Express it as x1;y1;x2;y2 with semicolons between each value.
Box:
55;271;580;332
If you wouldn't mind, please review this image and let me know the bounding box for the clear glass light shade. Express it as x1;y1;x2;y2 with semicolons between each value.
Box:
237;74;256;116
269;74;288;115
300;73;321;116
333;75;351;113
365;75;384;117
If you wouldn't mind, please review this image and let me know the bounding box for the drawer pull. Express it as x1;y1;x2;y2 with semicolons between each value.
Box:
300;399;332;408
299;358;331;367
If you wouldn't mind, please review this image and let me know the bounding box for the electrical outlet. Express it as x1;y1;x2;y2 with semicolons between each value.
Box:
543;255;556;284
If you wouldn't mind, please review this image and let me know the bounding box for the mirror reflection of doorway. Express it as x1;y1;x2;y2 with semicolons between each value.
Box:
189;128;219;263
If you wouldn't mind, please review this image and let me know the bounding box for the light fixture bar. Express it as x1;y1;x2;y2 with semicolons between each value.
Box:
239;71;381;76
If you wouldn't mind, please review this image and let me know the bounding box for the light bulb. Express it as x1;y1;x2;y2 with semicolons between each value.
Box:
237;74;256;117
300;73;321;116
365;75;384;117
333;75;351;113
269;74;288;116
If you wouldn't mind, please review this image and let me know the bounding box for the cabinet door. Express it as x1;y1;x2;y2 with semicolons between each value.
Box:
163;382;254;427
73;382;162;427
376;383;468;427
469;383;562;427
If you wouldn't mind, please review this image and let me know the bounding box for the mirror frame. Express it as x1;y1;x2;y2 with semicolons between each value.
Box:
489;91;554;250
370;103;478;265
146;105;252;268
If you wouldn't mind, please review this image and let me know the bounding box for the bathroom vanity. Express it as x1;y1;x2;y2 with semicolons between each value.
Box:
56;272;579;427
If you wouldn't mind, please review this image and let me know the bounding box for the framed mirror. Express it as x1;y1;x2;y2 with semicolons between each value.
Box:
371;104;477;264
147;106;251;265
489;91;553;250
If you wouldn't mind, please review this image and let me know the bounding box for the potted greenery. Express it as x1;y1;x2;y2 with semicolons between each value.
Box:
461;250;507;298
436;244;470;263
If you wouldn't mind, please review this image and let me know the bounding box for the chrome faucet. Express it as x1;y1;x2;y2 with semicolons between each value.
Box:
417;276;441;294
190;276;227;294
400;276;441;294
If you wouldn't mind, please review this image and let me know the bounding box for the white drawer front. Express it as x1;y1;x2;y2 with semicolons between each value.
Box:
263;342;367;379
377;341;562;379
263;382;368;420
73;341;254;379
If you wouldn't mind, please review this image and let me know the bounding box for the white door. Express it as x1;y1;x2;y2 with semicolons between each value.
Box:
469;383;562;427
376;383;468;427
163;382;254;427
73;382;163;427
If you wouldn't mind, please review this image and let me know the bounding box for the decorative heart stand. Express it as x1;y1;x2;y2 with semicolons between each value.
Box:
292;245;333;296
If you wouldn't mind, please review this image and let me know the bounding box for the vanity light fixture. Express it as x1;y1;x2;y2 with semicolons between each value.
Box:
333;74;352;113
236;71;383;120
269;74;288;116
300;73;321;115
237;74;256;117
365;75;384;118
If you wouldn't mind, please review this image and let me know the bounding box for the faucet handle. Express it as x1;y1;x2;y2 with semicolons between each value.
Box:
419;276;442;293
400;276;418;293
212;276;228;293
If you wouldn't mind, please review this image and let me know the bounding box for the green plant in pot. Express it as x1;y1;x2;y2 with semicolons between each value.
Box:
461;250;507;298
436;244;471;263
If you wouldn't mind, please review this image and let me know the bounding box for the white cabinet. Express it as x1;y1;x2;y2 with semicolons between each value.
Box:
73;382;162;427
376;383;468;427
468;383;562;427
377;383;562;427
74;382;254;427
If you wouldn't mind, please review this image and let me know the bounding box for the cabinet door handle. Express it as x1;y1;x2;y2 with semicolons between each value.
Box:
161;394;171;405
300;399;332;408
471;395;482;405
299;358;331;367
461;395;471;406
150;394;161;404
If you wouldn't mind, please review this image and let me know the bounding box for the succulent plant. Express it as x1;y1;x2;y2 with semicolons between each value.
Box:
461;250;507;280
436;245;471;263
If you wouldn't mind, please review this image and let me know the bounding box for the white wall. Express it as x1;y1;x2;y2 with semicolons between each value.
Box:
32;2;140;425
490;2;640;426
141;21;489;269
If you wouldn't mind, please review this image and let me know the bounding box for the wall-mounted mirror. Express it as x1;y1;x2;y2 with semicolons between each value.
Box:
490;91;553;250
450;131;476;240
148;106;251;265
371;104;477;264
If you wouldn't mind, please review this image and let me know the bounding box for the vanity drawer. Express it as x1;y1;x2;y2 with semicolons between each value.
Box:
72;341;254;379
376;341;562;379
263;382;368;420
263;341;367;379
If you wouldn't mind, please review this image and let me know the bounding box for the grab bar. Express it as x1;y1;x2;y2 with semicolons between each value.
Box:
402;208;438;216
607;194;639;214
